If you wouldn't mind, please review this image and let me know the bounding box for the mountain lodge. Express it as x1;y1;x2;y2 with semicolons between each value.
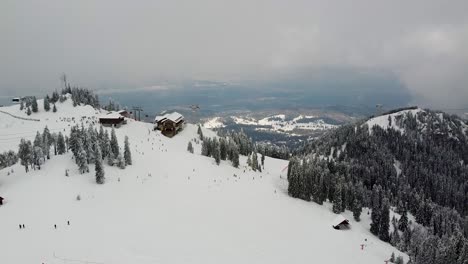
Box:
154;112;185;137
99;112;126;127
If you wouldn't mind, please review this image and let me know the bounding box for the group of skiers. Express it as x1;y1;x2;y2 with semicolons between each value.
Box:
18;220;70;230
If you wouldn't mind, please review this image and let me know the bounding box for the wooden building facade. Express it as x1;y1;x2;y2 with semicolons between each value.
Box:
154;112;185;137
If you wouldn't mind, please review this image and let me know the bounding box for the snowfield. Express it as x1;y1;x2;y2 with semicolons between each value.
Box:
0;99;406;264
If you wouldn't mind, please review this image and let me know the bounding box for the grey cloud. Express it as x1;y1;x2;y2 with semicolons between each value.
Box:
1;0;467;108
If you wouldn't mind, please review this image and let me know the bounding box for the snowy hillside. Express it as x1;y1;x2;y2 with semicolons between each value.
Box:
0;100;405;264
203;114;338;135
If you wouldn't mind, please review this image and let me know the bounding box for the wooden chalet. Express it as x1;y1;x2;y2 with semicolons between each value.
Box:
99;112;126;127
332;215;350;230
118;110;131;118
154;112;185;137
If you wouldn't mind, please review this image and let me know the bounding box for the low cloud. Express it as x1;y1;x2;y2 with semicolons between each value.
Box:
1;0;467;108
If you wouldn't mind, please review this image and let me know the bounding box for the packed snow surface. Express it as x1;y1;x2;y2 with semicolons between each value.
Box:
0;100;405;263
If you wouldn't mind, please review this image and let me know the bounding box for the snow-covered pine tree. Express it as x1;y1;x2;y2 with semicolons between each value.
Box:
398;210;409;232
232;145;240;168
20;100;24;110
107;148;115;166
53;104;57;112
197;125;204;140
332;177;344;214
31;97;38;112
95;145;105;184
219;138;227;160
76;139;89;174
42;126;51;159
110;127;119;159
187;141;194;153
213;140;221;165
33;146;44;170
18;139;33;172
57;132;66;154
117;152;126;169
201;138;209;156
44;95;50;111
26;106;31;116
378;198;391;242
124;135;132;165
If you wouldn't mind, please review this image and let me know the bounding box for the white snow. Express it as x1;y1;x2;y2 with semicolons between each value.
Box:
0;99;406;264
365;108;424;135
203;117;225;129
232;114;337;133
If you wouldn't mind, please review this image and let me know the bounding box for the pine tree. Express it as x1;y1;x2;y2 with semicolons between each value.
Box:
107;148;115;166
27;106;31;116
398;210;409;232
110;128;119;159
390;252;395;262
57;132;66;154
44;95;50;111
20;100;24;110
232;146;240;168
18;139;33;172
197;125;204;140
379;198;391;242
123;135;132;165
31;97;38;112
32;146;44;170
219;138;227;160
53;104;57;112
261;154;265;167
213;138;221;165
42;126;51;159
332;178;344;214
76;139;88;174
352;199;362;221
370;207;381;236
117;152;126;169
201;138;210;156
187;141;194;153
95;145;105;184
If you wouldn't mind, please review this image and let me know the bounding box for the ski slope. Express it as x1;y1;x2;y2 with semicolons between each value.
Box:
0;99;407;264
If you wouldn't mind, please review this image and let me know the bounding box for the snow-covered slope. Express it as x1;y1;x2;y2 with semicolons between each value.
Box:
0;100;406;264
365;108;423;135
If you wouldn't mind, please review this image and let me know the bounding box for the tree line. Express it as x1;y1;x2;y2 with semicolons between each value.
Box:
288;109;468;264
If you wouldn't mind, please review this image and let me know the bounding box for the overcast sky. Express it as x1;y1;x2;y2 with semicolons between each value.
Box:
1;0;467;108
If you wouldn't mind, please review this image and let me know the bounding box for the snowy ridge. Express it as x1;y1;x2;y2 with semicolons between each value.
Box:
365;108;424;135
0;99;405;264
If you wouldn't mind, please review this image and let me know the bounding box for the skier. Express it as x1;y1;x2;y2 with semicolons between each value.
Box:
19;224;22;229
54;224;57;229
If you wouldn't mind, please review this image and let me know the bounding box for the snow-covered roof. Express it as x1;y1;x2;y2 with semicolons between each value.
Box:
99;112;124;119
331;215;349;228
118;110;128;114
154;112;184;123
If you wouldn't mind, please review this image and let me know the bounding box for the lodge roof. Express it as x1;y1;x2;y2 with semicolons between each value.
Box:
154;112;184;123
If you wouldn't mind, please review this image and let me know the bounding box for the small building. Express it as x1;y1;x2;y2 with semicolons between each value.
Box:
118;110;131;118
0;196;4;205
99;112;126;127
154;112;185;137
331;215;350;230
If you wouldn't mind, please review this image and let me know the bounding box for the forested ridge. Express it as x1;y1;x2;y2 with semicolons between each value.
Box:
288;108;468;264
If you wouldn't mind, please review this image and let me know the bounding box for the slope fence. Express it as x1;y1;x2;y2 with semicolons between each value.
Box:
0;109;40;122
